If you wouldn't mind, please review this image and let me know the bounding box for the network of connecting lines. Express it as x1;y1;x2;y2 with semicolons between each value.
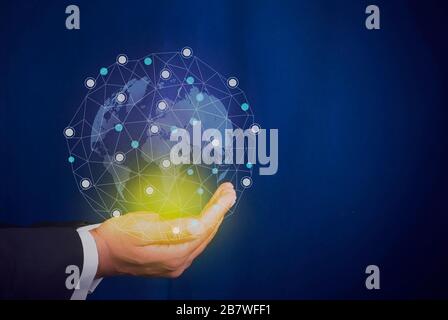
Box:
64;47;257;226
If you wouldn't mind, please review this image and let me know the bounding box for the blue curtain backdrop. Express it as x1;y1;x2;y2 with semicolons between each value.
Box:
1;0;448;299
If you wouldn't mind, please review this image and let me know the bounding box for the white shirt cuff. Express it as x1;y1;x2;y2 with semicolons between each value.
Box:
71;224;103;300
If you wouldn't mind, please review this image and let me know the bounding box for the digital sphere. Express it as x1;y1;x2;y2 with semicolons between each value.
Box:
65;49;255;221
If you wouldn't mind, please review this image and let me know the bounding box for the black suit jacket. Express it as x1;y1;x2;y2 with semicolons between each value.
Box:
0;225;85;299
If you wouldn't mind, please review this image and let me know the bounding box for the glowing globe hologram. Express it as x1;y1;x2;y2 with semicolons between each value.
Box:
65;48;256;226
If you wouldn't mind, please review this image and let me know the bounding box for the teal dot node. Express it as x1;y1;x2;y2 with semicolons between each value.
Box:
241;102;249;111
187;168;194;176
114;123;123;132
68;156;75;163
246;162;253;169
131;140;139;149
186;76;194;84
144;57;152;65
100;67;108;76
212;168;218;174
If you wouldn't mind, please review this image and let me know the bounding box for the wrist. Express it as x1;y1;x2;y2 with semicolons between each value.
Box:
89;228;114;278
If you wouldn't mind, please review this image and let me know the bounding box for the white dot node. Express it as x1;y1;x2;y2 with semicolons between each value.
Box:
211;139;220;147
117;54;128;65
157;100;167;110
227;77;238;88
241;177;252;188
162;159;171;168
181;47;193;58
81;178;91;189
172;226;180;235
85;78;96;89
161;69;171;79
117;93;126;103
64;127;75;138
112;209;121;218
251;124;261;134
114;152;125;163
150;125;159;134
145;186;154;196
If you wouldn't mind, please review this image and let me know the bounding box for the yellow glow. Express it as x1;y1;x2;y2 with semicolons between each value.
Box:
119;164;214;220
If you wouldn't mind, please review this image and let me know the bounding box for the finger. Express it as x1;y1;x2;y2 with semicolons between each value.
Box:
142;184;236;256
108;211;200;245
177;184;236;255
158;216;223;269
151;217;203;244
138;183;236;245
137;237;205;262
202;182;234;212
119;183;236;248
199;184;236;232
186;220;221;263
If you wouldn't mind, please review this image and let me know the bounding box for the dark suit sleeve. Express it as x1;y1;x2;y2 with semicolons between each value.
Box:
0;227;84;299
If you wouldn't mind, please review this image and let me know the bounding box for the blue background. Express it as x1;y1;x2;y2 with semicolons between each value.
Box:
1;0;448;299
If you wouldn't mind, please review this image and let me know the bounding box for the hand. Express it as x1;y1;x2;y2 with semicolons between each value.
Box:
90;182;236;278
